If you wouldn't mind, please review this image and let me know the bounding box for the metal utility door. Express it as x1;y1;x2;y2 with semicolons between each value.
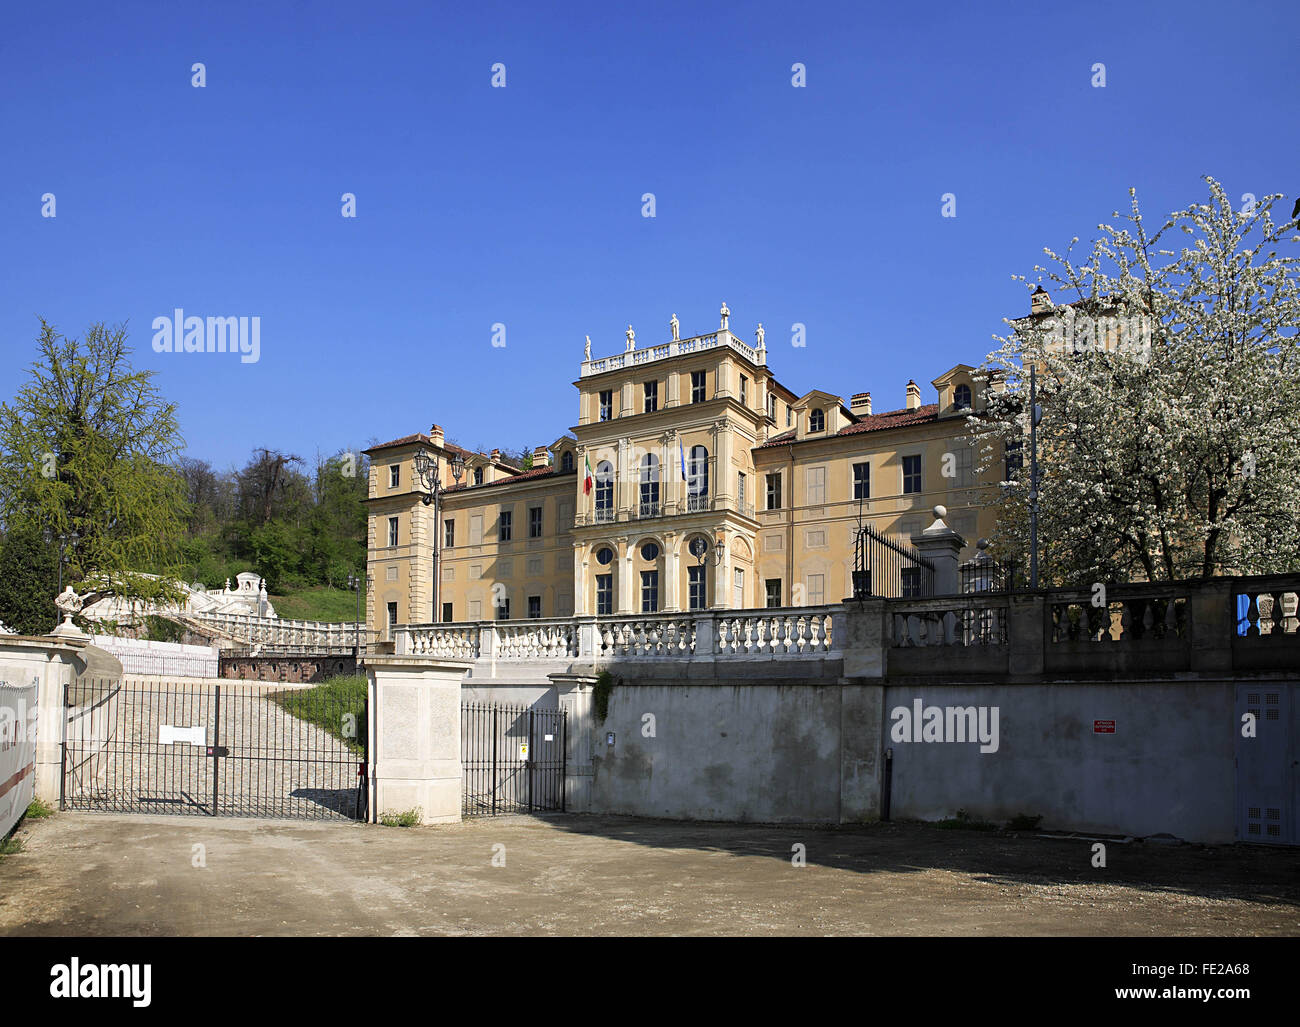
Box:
1235;684;1297;845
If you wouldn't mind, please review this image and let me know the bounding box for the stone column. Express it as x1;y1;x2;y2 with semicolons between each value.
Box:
572;541;587;616
366;654;473;824
550;671;597;812
663;531;681;612
616;536;634;614
909;505;966;596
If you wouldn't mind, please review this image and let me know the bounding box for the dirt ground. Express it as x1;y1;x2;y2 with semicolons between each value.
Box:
2;811;1297;936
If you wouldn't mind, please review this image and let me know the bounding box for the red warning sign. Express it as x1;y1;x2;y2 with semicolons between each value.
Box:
1094;720;1115;734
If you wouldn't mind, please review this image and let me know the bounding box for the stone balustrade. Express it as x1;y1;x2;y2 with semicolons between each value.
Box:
191;611;373;649
394;605;843;665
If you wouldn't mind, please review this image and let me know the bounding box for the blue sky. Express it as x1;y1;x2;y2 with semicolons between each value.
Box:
3;0;1297;469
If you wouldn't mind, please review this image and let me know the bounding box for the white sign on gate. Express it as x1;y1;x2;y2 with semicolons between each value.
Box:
159;725;206;746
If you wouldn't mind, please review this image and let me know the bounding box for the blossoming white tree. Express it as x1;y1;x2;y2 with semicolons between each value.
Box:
970;177;1300;583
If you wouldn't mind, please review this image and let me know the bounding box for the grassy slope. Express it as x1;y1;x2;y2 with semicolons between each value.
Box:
267;675;367;754
269;586;359;622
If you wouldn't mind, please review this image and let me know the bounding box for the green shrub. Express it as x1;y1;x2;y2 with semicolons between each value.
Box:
379;808;421;827
593;670;617;723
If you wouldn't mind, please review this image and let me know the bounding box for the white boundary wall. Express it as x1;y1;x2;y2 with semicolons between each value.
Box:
91;636;218;678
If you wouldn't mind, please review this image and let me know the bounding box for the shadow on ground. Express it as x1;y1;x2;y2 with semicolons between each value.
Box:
534;812;1300;909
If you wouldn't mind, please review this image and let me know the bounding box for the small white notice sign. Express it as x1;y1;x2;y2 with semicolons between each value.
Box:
159;725;206;746
544;733;554;742
518;742;529;760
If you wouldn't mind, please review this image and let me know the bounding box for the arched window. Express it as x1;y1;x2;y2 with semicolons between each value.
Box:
473;466;484;485
639;453;660;514
954;384;972;409
809;408;825;433
595;461;614;520
688;446;709;495
561;451;574;472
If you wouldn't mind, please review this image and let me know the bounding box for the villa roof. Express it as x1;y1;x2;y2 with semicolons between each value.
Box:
758;403;941;448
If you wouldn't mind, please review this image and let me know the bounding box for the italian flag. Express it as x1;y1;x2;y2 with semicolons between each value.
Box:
583;454;594;495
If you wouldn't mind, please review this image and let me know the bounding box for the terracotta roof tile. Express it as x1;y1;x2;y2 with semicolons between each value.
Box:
757;404;941;448
444;465;576;493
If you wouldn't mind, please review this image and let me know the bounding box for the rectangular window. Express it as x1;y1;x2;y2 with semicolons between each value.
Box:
806;574;825;606
766;394;776;421
643;380;658;413
688;565;706;611
739;375;748;405
386;602;398;632
953;445;973;487
469;514;483;546
641;570;659;613
765;579;782;608
528;595;542;619
469;599;482;619
387;517;399;547
499;510;512;542
903;455;922;495
737;472;746;509
529;506;543;538
807;466;826;506
786;407;793;427
496;596;511;620
853;462;870;500
443;518;454;548
765;472;782;510
733;568;745;608
389;464;400;488
441;602;453;622
691;370;706;403
599;390;613;421
596;574;613;616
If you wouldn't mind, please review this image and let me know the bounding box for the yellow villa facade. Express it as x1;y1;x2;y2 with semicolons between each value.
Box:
363;307;1006;637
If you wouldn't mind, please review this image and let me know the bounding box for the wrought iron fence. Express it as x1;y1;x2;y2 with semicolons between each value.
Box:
851;524;935;599
461;702;566;816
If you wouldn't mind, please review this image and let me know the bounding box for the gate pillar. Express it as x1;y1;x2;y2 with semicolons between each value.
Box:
366;655;473;825
549;670;597;812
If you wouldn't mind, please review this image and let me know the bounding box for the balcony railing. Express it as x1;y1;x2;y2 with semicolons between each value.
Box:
684;492;710;512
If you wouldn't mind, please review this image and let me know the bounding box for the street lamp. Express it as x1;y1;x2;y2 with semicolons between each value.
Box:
413;443;464;622
347;572;370;665
44;529;80;595
688;535;725;610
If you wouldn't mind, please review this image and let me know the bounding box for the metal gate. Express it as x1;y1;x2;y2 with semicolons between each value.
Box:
61;678;367;821
1235;683;1298;845
461;702;566;817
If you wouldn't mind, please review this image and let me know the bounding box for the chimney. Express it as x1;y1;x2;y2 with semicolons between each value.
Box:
490;448;501;463
429;423;445;448
1031;286;1051;316
905;380;921;411
532;446;551;468
850;392;872;416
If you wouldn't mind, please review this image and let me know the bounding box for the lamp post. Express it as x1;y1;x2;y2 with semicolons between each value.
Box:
347;571;370;665
44;529;80;595
413;443;464;622
687;535;725;610
1029;364;1042;590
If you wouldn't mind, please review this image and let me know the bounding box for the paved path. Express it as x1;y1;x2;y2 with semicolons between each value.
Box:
2;813;1298;936
64;680;361;820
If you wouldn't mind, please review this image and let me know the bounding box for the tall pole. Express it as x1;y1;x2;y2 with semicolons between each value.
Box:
1029;363;1040;590
432;486;440;623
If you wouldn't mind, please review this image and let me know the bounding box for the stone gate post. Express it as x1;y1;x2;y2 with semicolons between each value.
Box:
366;654;473;824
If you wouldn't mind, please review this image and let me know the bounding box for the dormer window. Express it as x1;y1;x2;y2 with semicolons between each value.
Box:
954;384;972;409
561;451;574;472
809;408;825;433
473;466;484;485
